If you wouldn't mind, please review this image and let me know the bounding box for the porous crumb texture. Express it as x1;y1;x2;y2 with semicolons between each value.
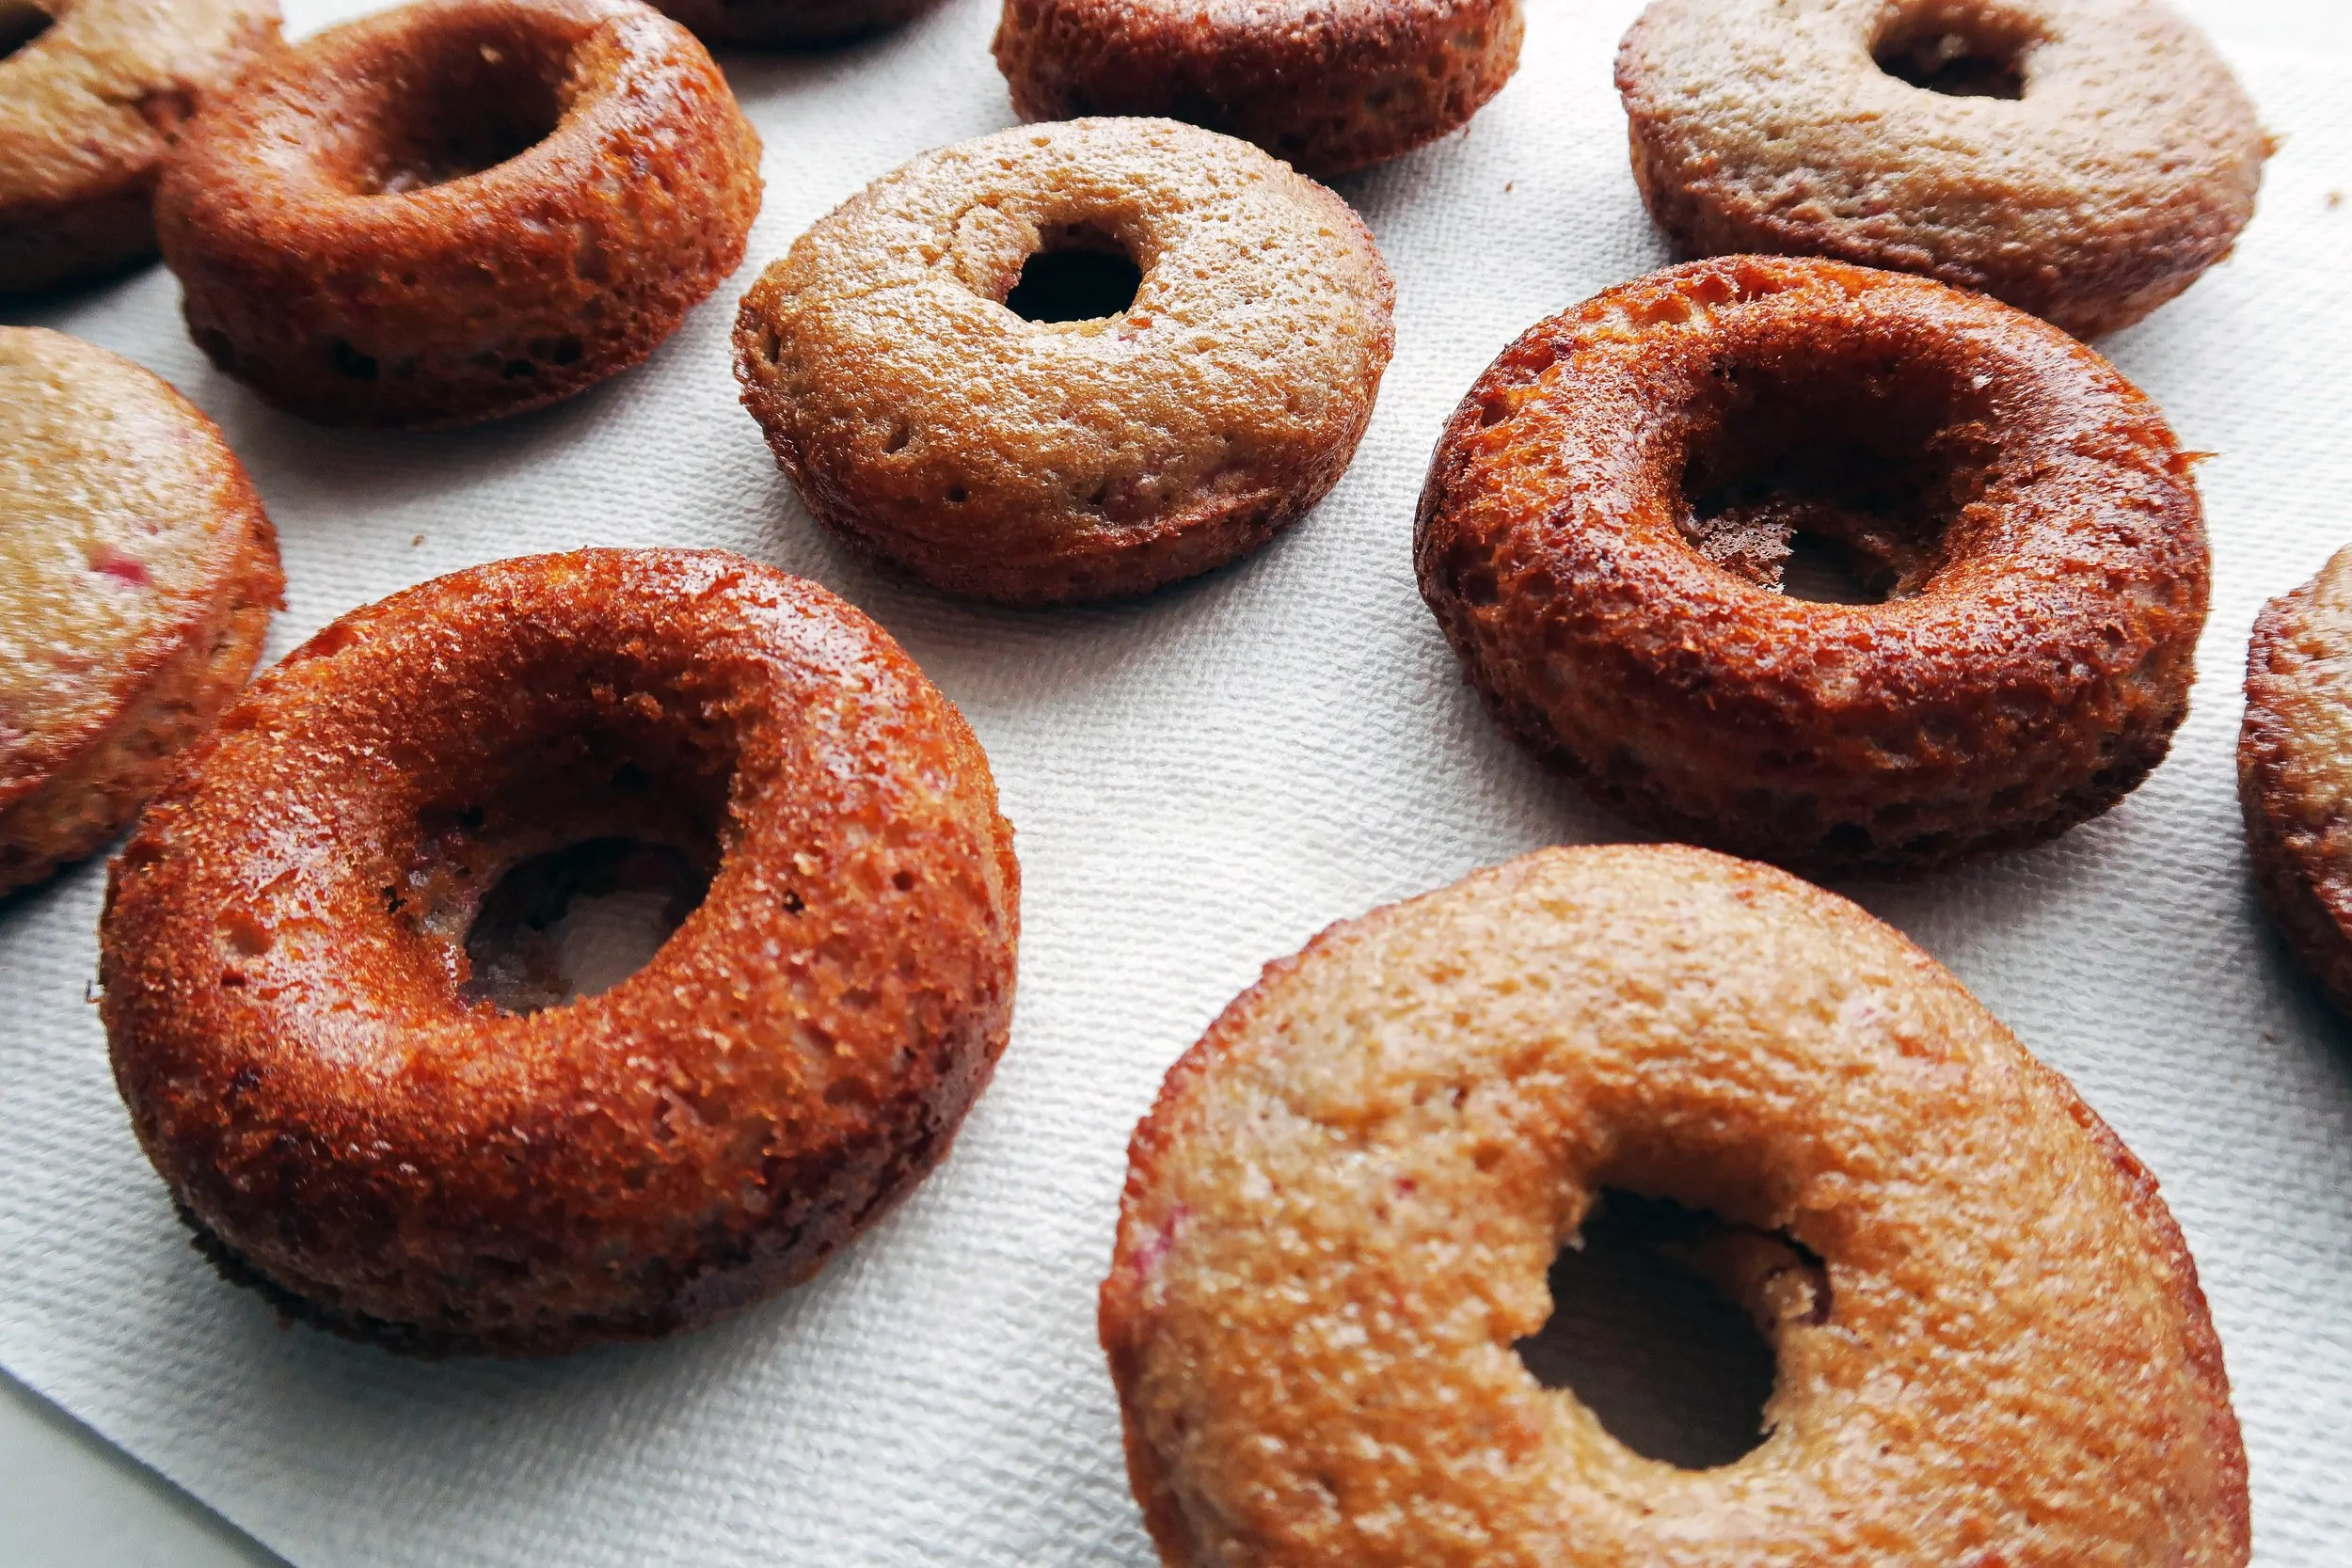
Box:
652;0;936;46
0;326;282;895
734;117;1395;605
992;0;1523;178
1103;844;2249;1568
0;0;281;293
2240;546;2352;1014
155;0;763;429
1616;0;2268;337
100;549;1021;1356
1415;255;2209;877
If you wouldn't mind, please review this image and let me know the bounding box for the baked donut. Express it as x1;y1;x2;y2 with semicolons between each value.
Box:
1103;844;2249;1566
1616;0;2268;338
651;0;935;47
0;327;281;895
1415;256;2208;877
101;548;1019;1355
155;0;762;429
0;0;279;295
734;118;1395;605
992;0;1523;178
2240;546;2352;1014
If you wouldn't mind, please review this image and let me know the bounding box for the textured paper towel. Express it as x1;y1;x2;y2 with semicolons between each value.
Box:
5;0;2351;1560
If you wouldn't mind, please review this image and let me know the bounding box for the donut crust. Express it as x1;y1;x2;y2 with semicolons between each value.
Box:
1616;0;2268;338
1416;256;2208;877
2240;546;2352;1012
736;118;1394;605
156;0;762;428
992;0;1523;178
1102;844;2249;1567
0;0;281;294
102;549;1019;1355
0;327;282;895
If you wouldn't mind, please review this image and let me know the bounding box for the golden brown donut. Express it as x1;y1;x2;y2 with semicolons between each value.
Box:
0;0;279;294
651;0;935;46
1103;844;2249;1568
735;118;1395;605
155;0;762;429
0;327;281;895
1616;0;2268;338
2240;545;2352;1014
102;548;1020;1356
992;0;1523;178
1416;256;2209;877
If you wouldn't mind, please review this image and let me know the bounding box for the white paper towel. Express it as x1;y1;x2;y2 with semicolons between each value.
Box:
5;0;2351;1560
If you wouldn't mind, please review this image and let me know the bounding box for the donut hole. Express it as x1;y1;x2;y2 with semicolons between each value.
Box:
1677;347;1997;605
336;26;574;196
1872;3;2039;100
1003;224;1143;324
0;1;52;59
460;838;710;1013
395;701;734;1014
1515;1189;1823;1469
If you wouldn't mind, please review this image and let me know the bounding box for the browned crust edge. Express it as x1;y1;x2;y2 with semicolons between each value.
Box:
2239;581;2352;1014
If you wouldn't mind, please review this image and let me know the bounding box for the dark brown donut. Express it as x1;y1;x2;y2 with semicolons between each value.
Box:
102;549;1020;1356
993;0;1523;178
0;0;280;294
1616;0;2269;338
650;0;935;47
2239;546;2352;1014
1415;256;2209;877
155;0;762;428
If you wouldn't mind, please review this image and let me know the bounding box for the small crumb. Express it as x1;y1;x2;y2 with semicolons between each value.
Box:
2329;191;2344;209
1504;181;1515;193
411;533;425;546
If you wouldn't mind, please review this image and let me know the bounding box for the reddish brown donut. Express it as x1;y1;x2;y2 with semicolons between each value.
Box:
0;0;280;294
102;549;1020;1355
1416;256;2209;876
155;0;762;428
993;0;1523;178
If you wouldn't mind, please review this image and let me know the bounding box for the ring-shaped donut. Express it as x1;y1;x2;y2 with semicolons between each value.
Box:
2240;545;2352;1014
652;0;936;47
735;118;1395;605
155;0;763;429
992;0;1524;178
0;0;279;293
0;327;281;894
102;549;1020;1355
1615;0;2268;338
1415;256;2208;877
1103;844;2249;1566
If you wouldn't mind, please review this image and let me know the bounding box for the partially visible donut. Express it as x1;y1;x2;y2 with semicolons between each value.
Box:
1616;0;2268;337
0;0;280;294
652;0;935;47
155;0;762;429
1103;844;2249;1566
102;548;1020;1355
2240;546;2352;1013
0;327;281;895
993;0;1523;178
735;118;1395;605
1416;256;2209;876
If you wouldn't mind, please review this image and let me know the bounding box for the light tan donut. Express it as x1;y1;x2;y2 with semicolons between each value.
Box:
1103;844;2248;1567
